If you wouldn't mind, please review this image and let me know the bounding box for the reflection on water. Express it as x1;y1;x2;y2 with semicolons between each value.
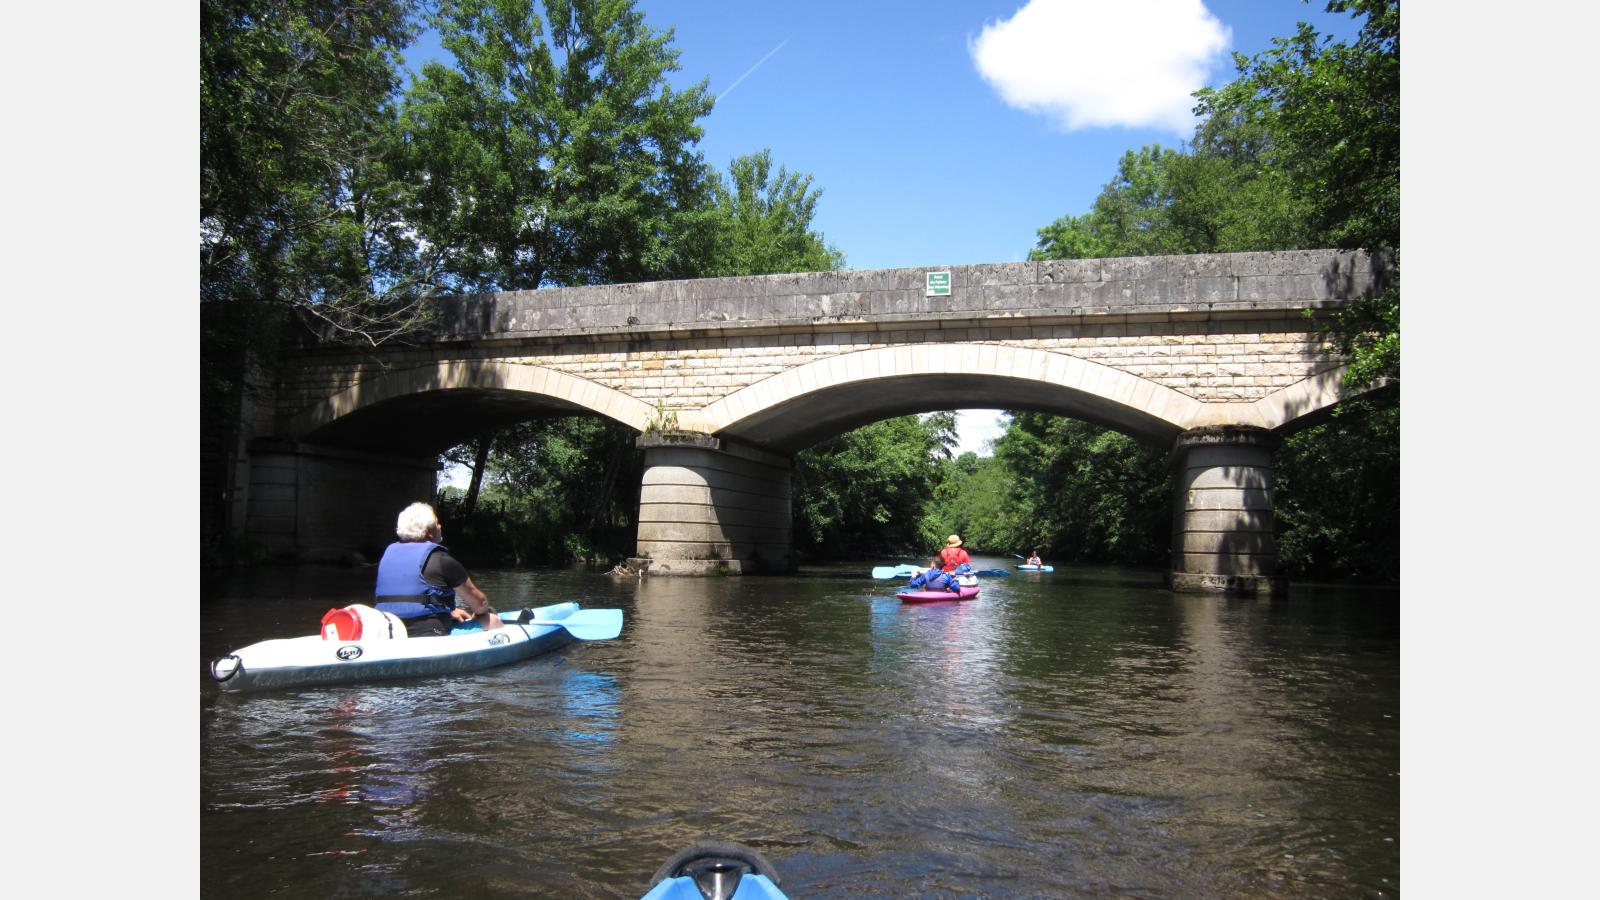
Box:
202;560;1398;898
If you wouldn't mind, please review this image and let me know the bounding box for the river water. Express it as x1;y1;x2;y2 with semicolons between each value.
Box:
200;559;1399;898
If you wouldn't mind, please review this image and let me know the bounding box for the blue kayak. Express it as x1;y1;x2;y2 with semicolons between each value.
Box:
643;841;786;900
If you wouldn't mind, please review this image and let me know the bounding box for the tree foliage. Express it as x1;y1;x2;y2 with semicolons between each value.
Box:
398;0;717;291
201;0;435;344
410;6;848;563
987;414;1171;567
1194;0;1398;254
791;414;956;560
438;416;642;564
696;150;846;277
1274;403;1400;581
921;453;1031;558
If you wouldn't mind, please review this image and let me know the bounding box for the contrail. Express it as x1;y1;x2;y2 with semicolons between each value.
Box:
718;35;792;102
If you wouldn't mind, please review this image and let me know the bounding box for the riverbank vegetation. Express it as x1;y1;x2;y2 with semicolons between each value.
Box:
202;0;1397;583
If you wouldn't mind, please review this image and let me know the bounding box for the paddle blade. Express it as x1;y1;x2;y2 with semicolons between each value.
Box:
870;567;900;579
974;568;1010;578
531;608;623;640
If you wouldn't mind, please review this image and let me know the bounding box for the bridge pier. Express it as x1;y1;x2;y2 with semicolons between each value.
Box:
632;433;793;575
1168;426;1287;596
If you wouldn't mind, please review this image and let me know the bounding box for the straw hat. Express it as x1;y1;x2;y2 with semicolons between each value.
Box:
946;534;963;547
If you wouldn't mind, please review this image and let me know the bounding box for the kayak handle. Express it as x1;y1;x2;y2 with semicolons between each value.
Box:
210;654;242;683
649;840;782;898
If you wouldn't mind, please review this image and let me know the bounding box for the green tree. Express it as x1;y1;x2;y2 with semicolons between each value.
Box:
1031;146;1194;261
398;0;717;291
1193;0;1398;385
1195;0;1397;253
439;416;643;565
923;453;1033;556
991;414;1171;567
792;413;956;560
1030;138;1310;262
1274;403;1400;582
201;0;430;339
697;149;846;276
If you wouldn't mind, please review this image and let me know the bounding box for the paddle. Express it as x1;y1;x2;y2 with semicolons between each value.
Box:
871;565;919;579
512;608;623;641
974;568;1010;578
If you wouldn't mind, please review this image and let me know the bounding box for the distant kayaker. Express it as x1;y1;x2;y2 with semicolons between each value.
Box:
909;558;963;593
374;502;503;637
939;534;971;573
1026;550;1042;567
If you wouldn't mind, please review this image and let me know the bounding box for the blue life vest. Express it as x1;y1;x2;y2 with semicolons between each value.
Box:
909;568;960;592
374;541;457;619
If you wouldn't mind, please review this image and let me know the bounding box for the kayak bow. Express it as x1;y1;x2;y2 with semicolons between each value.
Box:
897;586;981;603
643;841;786;900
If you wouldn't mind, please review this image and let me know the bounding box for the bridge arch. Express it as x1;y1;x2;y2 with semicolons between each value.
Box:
696;344;1365;452
696;344;1196;450
289;360;657;454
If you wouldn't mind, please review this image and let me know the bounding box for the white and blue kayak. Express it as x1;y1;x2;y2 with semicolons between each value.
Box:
643;841;786;900
209;602;622;693
1016;564;1055;572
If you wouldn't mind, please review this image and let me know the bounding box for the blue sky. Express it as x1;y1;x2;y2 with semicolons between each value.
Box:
408;1;1360;273
407;0;1362;460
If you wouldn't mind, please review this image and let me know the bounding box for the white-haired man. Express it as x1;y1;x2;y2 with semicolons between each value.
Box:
374;502;503;637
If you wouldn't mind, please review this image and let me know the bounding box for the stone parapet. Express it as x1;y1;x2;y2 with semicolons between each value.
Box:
414;249;1388;341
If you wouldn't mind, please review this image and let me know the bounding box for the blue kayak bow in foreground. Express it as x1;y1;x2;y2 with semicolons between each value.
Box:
642;841;787;900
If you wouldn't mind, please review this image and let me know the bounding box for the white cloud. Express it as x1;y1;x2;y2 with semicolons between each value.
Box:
956;409;1008;456
970;0;1231;135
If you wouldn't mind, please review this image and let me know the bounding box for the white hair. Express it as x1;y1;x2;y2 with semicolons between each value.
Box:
395;502;440;542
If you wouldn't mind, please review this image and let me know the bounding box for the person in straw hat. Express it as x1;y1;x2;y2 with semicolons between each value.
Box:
938;534;971;573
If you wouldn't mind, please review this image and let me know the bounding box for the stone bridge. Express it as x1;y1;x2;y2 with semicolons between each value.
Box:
224;248;1392;594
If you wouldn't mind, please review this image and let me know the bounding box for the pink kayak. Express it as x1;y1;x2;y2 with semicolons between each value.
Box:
897;586;981;603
